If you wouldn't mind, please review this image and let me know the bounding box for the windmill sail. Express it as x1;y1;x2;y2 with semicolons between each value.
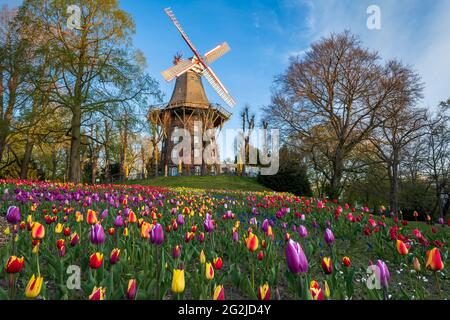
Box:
202;67;236;108
204;42;231;65
161;59;196;82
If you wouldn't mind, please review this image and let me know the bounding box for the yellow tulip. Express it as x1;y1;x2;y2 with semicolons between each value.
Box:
55;223;63;234
25;274;44;299
200;250;206;264
205;262;214;280
171;269;185;293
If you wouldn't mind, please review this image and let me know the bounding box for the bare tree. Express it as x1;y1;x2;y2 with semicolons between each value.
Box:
265;31;411;198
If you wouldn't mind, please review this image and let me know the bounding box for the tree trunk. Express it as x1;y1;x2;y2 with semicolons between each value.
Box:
19;139;34;179
104;120;110;183
388;154;400;215
69;106;82;183
0;132;7;164
328;148;344;199
51;149;58;181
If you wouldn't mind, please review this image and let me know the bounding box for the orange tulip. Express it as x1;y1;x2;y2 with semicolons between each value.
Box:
86;209;98;224
31;222;45;240
396;240;409;255
245;232;259;252
426;248;444;271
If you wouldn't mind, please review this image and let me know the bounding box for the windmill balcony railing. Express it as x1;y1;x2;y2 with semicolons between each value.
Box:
149;102;232;119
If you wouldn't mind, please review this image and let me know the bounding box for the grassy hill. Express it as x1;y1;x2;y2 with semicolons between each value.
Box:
124;176;270;192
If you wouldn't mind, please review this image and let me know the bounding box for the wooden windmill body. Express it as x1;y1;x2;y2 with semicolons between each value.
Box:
148;8;235;177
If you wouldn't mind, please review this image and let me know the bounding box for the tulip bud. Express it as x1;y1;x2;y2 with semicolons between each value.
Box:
110;248;120;265
89;286;106;300
257;251;264;261
173;245;181;259
213;257;223;270
5;256;24;274
213;285;225;300
205;262;214;280
31;222;45;240
89;252;104;269
25;274;43;299
285;239;308;274
321;257;333;275
245;233;259;252
6;206;21;225
413;257;421;272
426;247;444;271
324;228;334;245
70;232;79;247
396;239;409;255
171;269;185;293
200;250;206;264
342;256;351;267
126;279;137;300
258;283;270;300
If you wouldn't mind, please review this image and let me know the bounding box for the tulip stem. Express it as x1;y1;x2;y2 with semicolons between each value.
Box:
433;272;443;300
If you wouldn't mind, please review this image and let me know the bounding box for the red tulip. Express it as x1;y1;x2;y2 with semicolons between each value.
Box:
89;252;104;269
5;256;24;274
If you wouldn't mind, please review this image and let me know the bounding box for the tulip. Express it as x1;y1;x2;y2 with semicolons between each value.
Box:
200;250;206;264
298;225;308;238
232;230;239;242
114;215;123;227
5;256;24;274
100;209;108;220
213;285;225;300
150;223;164;245
126;279;137;300
108;227;115;235
285;239;308;274
205;262;214;280
324;281;331;299
257;251;264;261
322;257;332;274
31;222;45;240
110;248;120;265
375;260;390;288
25;274;43;299
396;239;409;255
70;232;79;246
261;219;269;232
55;223;63;234
203;213;214;233
140;222;151;239
257;283;270;300
90;223;105;245
245;232;259;252
128;211;137;223
342;256;351;267
173;245;181;259
56;239;65;250
171;269;185;293
177;214;185;225
213;257;223;270
324;228;334;245
426;247;444;271
86;209;98;224
89;286;106;300
413;257;421;272
123;227;129;237
198;232;205;243
59;245;66;257
89;252;104;269
6;206;21;224
309;280;323;300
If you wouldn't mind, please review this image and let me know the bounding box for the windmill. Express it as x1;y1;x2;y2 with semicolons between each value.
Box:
148;7;234;177
161;7;236;108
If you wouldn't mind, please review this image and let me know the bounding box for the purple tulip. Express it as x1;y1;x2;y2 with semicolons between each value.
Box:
375;260;390;288
300;214;305;221
177;214;185;225
90;223;105;245
285;239;308;274
324;228;335;245
438;217;444;225
6;206;20;224
150;223;164;245
232;231;239;242
262;219;269;232
251;207;257;215
114;215;123;227
312;220;318;228
171;208;177;215
225;210;233;219
299;225;308;238
203;214;214;233
100;209;108;220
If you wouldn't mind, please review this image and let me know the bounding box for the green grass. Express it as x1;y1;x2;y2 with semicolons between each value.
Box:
123;176;271;192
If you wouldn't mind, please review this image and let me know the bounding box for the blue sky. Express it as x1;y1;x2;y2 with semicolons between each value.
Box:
3;0;450;159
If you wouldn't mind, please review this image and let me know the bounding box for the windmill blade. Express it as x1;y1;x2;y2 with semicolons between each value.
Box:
165;8;203;61
204;42;231;65
202;67;236;108
161;59;196;82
